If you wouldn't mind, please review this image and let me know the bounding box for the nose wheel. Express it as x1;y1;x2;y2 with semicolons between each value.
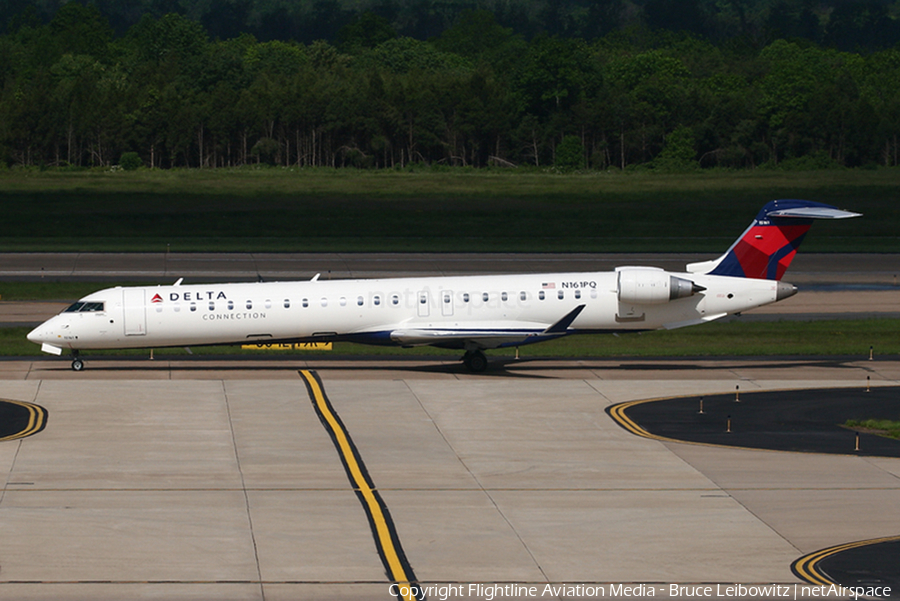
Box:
71;353;84;371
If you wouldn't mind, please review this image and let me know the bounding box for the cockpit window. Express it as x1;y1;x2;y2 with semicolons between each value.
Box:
64;301;105;313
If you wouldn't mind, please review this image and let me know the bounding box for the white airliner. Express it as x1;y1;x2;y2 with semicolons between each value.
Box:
27;200;859;372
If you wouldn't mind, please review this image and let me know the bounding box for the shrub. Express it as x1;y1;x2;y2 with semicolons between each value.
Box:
555;135;584;171
119;152;142;171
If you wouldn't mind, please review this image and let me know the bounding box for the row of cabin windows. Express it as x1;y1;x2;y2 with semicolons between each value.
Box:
453;289;595;303
160;288;598;312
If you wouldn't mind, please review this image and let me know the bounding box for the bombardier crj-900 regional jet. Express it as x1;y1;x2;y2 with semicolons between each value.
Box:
28;200;859;372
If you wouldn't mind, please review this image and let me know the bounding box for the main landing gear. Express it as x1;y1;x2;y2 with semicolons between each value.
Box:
462;350;488;373
71;351;84;372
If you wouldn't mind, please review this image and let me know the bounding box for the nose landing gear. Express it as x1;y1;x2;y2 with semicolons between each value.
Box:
71;352;84;371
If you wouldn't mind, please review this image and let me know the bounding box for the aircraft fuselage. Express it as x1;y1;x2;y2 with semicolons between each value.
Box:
28;270;794;352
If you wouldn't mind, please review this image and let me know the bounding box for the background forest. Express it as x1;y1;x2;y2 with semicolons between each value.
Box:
3;0;900;170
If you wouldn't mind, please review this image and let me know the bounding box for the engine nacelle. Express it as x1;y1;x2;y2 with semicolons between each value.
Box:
617;268;702;305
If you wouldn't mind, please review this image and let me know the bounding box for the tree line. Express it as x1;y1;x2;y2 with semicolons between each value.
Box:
6;0;900;52
2;3;900;171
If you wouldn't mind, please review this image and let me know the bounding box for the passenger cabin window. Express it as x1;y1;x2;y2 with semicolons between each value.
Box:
391;294;399;306
590;289;598;299
284;299;290;309
482;292;489;302
64;301;105;313
358;296;364;306
575;290;581;300
558;290;564;300
246;300;253;310
539;291;545;300
520;291;527;301
374;295;381;306
190;302;197;312
228;300;235;310
320;298;328;307
302;298;309;308
501;292;508;302
340;297;347;307
463;293;469;303
209;301;215;311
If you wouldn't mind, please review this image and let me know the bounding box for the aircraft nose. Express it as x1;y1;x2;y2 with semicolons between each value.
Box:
27;325;44;343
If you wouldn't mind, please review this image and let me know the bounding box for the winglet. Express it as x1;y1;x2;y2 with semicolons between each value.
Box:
543;304;586;334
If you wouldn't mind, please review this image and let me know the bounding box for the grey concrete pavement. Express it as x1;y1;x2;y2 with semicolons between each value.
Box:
0;359;898;600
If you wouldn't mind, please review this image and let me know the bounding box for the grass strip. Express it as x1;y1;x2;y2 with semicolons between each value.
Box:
844;419;900;439
0;168;894;252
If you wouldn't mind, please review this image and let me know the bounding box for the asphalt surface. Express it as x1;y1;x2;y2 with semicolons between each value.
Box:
616;386;900;457
816;539;900;595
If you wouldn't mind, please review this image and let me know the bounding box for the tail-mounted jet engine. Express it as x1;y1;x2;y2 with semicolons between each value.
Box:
617;267;705;304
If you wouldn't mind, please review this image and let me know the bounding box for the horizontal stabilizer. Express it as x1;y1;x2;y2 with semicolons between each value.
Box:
767;206;861;220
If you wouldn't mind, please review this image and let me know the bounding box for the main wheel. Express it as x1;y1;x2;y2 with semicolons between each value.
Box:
463;350;488;373
71;358;84;371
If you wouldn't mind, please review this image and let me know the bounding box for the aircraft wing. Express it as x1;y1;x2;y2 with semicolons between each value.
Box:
390;328;540;348
389;305;586;349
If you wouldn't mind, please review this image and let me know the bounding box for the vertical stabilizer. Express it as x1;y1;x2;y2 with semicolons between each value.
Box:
685;199;861;280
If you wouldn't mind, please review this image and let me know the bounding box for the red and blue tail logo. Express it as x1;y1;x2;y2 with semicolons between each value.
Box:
704;200;860;281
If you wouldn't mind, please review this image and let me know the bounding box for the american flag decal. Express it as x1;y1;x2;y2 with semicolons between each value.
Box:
542;282;555;289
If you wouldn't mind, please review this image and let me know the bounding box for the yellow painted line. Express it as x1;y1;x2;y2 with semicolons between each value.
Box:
792;535;900;586
299;370;420;601
0;399;48;442
607;398;685;444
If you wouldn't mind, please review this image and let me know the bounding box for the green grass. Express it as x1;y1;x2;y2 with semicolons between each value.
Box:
5;318;898;358
844;419;900;439
0;168;895;252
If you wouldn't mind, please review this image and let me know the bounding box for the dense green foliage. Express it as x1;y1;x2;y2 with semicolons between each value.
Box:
3;3;900;172
5;0;900;49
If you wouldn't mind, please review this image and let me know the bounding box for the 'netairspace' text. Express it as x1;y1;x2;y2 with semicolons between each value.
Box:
388;583;892;600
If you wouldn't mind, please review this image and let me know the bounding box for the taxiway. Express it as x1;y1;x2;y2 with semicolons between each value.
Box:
0;357;898;600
